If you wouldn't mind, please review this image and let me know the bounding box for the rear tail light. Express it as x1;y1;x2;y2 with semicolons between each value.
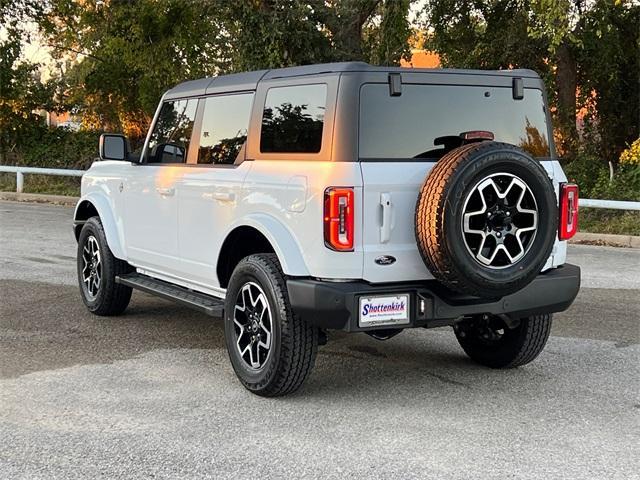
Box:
324;187;354;251
559;183;579;240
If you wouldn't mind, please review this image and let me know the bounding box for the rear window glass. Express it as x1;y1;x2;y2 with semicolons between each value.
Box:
260;84;327;154
359;84;550;159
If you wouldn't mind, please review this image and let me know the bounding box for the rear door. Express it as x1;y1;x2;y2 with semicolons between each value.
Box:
358;81;557;283
177;92;255;289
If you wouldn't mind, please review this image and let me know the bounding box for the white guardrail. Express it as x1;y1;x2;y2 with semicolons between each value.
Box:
0;165;85;193
0;165;639;210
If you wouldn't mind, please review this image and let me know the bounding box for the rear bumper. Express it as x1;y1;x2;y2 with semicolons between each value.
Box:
286;264;581;332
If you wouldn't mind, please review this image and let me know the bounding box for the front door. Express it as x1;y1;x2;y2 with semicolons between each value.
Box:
124;98;198;277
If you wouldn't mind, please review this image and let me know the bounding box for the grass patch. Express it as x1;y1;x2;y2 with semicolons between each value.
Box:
0;172;81;197
579;208;640;236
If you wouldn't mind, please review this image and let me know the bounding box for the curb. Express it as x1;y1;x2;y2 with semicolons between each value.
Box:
569;231;640;249
1;191;639;248
0;192;79;207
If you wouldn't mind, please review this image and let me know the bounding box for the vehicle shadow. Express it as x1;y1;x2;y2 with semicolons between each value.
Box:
1;279;563;400
0;280;222;378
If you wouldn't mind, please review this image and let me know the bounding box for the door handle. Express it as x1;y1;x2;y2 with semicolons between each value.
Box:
204;191;236;202
380;192;392;243
156;187;175;196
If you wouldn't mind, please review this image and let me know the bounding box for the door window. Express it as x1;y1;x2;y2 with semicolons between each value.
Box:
197;93;254;165
144;99;198;164
260;84;327;154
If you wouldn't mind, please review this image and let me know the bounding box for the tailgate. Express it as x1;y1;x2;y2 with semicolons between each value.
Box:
359;160;567;284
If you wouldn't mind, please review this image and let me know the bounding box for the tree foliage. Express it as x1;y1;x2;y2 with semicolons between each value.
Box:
423;0;640;163
31;0;412;139
38;0;230;138
3;0;637;182
0;0;57;161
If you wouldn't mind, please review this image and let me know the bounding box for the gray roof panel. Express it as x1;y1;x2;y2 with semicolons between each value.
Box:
164;77;213;100
206;70;268;95
163;62;541;99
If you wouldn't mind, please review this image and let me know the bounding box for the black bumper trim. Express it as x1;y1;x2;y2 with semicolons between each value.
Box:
286;264;581;332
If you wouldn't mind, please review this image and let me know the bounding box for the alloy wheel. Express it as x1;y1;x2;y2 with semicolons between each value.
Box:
81;235;102;299
461;172;538;269
233;282;273;370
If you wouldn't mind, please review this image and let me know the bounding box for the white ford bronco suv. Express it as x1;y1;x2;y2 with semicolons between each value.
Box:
74;62;581;396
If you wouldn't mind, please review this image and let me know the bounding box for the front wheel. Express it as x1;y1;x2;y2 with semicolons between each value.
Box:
77;217;133;316
454;314;552;368
224;254;318;396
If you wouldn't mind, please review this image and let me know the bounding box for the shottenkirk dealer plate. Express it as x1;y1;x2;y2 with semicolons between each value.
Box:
359;294;410;327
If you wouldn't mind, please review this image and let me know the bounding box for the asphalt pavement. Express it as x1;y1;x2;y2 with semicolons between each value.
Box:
1;200;638;479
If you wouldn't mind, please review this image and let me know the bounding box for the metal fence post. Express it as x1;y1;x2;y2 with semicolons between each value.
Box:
16;171;24;193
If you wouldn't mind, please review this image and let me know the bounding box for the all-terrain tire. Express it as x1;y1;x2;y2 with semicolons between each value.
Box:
415;142;558;298
224;254;318;396
77;217;133;315
454;314;553;368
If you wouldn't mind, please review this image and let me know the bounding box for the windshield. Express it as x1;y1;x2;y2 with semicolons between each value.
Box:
359;84;551;160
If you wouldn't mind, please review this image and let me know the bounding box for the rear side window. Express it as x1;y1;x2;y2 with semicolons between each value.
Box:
260;84;327;154
359;84;551;160
145;99;198;164
198;93;254;165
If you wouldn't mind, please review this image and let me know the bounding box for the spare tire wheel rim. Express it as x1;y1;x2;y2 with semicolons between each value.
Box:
461;172;538;269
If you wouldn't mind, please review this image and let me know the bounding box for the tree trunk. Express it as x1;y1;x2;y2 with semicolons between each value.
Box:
320;0;382;61
555;40;578;158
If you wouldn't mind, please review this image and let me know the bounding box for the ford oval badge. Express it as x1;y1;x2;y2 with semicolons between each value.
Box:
375;255;396;266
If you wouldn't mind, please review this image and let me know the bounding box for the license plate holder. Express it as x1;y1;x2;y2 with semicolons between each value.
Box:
358;294;410;327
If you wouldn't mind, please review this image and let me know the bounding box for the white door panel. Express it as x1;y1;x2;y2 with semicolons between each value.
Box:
124;165;188;275
178;162;253;286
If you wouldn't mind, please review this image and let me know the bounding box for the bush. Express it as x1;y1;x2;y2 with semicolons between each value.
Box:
563;152;640;202
579;209;640;236
10;126;101;170
620;138;640;166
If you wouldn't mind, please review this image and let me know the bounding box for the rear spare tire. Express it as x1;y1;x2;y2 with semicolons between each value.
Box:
415;142;557;298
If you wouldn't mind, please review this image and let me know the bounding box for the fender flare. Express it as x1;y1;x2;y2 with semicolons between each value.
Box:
74;193;127;260
220;214;310;277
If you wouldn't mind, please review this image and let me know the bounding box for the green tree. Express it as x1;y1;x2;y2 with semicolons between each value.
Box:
422;0;640;162
576;1;640;162
39;0;229;138
37;0;415;137
0;33;44;162
221;0;413;69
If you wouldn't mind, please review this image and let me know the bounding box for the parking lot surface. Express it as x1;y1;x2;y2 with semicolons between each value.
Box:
1;201;638;479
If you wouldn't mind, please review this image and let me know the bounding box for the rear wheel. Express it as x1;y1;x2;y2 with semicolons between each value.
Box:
454;314;552;368
77;217;133;315
224;254;318;396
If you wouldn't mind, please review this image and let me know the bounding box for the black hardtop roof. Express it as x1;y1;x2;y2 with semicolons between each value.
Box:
164;62;540;99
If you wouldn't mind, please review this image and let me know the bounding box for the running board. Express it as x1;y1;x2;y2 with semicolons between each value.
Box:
116;273;224;317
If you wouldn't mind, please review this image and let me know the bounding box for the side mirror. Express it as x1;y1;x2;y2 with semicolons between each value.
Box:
99;134;131;161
